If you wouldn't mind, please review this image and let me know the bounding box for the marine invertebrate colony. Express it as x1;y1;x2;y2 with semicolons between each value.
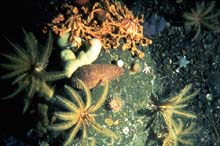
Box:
49;79;118;146
1;30;66;113
48;4;100;48
183;1;220;41
101;0;152;58
48;0;152;58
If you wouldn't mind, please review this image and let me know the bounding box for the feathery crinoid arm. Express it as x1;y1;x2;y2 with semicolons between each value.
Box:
49;120;77;131
1;81;27;100
170;108;197;119
0;67;28;80
160;84;199;119
172;118;198;145
162;131;177;146
1;54;27;66
0;52;31;80
90;137;96;146
63;120;82;146
162;118;198;146
40;70;67;81
76;79;92;109
90;121;118;139
22;29;38;63
200;1;215;17
165;84;193;105
178;86;200;105
55;95;78;112
5;38;30;63
39;31;53;66
81;122;88;146
0;61;28;71
89;81;109;113
54;112;79;123
64;85;85;109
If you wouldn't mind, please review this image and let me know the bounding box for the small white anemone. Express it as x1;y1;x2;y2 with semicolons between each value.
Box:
117;59;124;68
122;127;129;135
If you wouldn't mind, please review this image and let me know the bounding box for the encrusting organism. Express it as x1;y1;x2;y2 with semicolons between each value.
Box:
71;64;124;89
107;97;124;113
130;62;142;74
49;79;118;146
0;30;67;113
183;1;220;41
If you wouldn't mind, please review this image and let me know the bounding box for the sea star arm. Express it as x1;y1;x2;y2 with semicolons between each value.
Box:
49;121;76;131
39;31;53;65
63;121;82;146
22;30;38;62
5;39;30;62
77;79;92;109
54;112;79;121
89;82;109;113
169;110;196;118
81;122;88;146
167;84;192;104
65;84;85;109
90;121;118;139
56;95;78;111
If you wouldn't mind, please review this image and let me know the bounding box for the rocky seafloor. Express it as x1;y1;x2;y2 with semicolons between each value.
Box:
0;0;220;146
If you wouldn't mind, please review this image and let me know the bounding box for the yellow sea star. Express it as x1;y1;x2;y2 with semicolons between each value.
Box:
49;79;118;146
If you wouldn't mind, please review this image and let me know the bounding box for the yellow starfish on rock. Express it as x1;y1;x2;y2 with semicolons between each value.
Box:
49;79;118;146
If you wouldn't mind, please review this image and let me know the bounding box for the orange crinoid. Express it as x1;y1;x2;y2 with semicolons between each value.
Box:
47;0;152;58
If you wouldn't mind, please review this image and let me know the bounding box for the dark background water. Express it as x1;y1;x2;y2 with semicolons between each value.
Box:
0;1;43;145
